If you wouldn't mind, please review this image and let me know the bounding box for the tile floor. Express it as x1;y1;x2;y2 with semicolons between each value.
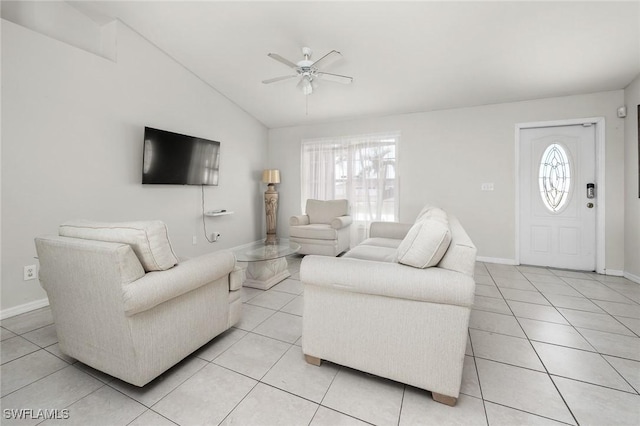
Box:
2;257;640;425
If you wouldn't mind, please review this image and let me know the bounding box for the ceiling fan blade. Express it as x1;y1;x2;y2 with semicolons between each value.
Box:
267;53;298;69
262;75;298;84
312;50;342;69
317;72;353;84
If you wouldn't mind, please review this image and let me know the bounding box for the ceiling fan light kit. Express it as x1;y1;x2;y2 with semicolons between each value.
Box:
262;46;353;95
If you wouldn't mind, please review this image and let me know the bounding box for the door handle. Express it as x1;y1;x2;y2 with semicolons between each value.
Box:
587;203;594;208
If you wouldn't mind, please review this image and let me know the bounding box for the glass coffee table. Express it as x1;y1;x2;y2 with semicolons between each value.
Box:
233;239;300;290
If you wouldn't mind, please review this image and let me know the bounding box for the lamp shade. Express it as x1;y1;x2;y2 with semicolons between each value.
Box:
262;169;281;184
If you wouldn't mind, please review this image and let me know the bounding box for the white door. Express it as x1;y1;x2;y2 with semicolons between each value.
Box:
519;124;596;270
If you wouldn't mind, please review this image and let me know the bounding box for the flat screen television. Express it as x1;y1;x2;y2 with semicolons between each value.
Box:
142;127;220;185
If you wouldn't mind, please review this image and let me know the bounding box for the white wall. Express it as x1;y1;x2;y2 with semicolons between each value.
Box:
1;19;267;314
268;91;626;270
624;75;640;281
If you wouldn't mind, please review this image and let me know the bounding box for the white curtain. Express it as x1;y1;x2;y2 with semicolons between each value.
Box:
301;132;400;246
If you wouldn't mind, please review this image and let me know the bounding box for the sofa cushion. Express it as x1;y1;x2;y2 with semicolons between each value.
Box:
360;237;402;249
290;224;337;240
306;199;349;224
396;210;451;268
59;220;179;272
343;245;398;263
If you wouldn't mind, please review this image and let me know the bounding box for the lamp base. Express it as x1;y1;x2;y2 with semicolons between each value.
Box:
265;184;279;239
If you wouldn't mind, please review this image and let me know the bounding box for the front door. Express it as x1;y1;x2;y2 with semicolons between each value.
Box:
519;124;596;270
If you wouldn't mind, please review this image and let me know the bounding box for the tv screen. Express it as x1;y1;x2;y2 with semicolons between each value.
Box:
142;127;220;185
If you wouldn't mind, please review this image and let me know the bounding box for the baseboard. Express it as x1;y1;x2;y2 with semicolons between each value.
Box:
624;271;640;284
605;269;624;277
1;298;50;320
476;256;517;265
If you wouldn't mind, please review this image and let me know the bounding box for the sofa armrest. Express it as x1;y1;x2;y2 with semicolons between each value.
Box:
331;215;353;229
300;255;475;308
290;215;310;226
122;250;235;315
369;222;413;240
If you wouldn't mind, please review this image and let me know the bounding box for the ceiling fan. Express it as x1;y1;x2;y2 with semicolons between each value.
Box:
262;47;353;95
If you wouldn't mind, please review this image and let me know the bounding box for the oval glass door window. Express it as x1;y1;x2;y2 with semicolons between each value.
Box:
539;143;572;212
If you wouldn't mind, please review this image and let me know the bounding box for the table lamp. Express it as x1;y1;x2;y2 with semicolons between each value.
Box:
262;169;280;243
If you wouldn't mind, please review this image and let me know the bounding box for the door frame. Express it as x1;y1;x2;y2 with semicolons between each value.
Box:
515;117;605;273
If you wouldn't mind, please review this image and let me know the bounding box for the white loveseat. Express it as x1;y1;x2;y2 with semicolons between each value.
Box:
301;206;476;406
35;220;243;387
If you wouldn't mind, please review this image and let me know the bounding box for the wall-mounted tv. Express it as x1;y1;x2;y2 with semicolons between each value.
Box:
142;127;220;185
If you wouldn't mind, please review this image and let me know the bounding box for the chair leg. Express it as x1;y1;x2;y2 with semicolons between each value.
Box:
432;392;457;406
304;354;322;366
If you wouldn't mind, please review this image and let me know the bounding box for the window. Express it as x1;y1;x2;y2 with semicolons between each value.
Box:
301;132;399;246
539;143;571;212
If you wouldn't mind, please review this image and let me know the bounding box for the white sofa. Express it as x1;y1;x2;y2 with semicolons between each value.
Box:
289;199;352;256
35;220;243;387
300;206;476;406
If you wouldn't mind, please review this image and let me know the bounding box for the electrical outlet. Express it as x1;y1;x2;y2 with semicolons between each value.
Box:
212;232;221;242
192;236;197;245
24;265;37;281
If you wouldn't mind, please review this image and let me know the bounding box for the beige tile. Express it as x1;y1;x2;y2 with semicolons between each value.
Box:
469;310;526;338
603;356;640;393
74;362;115;384
579;328;640;361
220;383;317;426
240;287;263;302
501;288;551;305
281;295;304;316
593;300;640;319
543;293;604;313
246;290;296;310
460;355;481;398
534;282;584;297
524;273;565;284
235;303;276;331
1;327;17;341
1;336;40;364
507;301;568;324
474;263;490;276
484;402;568;425
558;308;635;336
470;329;544;371
474;284;502;298
554;376;640;426
109;356;208;406
465;335;474;356
518;318;594;351
44;343;76;364
253;311;302;343
22;324;58;347
0;366;103;426
475;359;574;424
153;363;256;425
1;307;53;335
213;333;290;380
1;350;67;397
533;342;634;392
550;269;595;280
194;328;247;361
399;389;487;426
310;406;369;426
272;278;304;295
262;346;339;403
475;275;496;286
473;295;512;315
127;410;176;426
494;277;538;291
323;368;404;426
41;385;146;426
564;279;632;303
518;266;556;276
616;316;640;335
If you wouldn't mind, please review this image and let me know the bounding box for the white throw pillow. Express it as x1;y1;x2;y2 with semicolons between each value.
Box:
396;210;451;268
59;220;179;272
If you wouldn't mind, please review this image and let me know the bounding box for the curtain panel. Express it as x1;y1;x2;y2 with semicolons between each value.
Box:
301;132;400;246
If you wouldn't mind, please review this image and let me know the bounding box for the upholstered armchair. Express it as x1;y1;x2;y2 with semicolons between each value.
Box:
289;199;352;256
35;220;243;387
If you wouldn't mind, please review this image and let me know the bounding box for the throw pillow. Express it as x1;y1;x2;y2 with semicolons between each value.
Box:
59;220;179;272
396;210;451;268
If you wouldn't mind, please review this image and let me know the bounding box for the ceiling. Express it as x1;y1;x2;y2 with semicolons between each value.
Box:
77;1;639;129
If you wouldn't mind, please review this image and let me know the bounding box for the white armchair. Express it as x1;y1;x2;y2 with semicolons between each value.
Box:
35;220;243;387
289;199;352;256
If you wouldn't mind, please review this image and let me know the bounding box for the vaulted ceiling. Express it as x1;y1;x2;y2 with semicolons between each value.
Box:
79;1;639;129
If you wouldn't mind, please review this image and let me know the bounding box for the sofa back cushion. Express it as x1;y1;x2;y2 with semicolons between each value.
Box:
396;208;451;268
306;199;349;224
437;215;477;276
59;220;179;272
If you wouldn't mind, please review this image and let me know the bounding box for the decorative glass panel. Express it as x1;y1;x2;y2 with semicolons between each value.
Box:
539;143;571;212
